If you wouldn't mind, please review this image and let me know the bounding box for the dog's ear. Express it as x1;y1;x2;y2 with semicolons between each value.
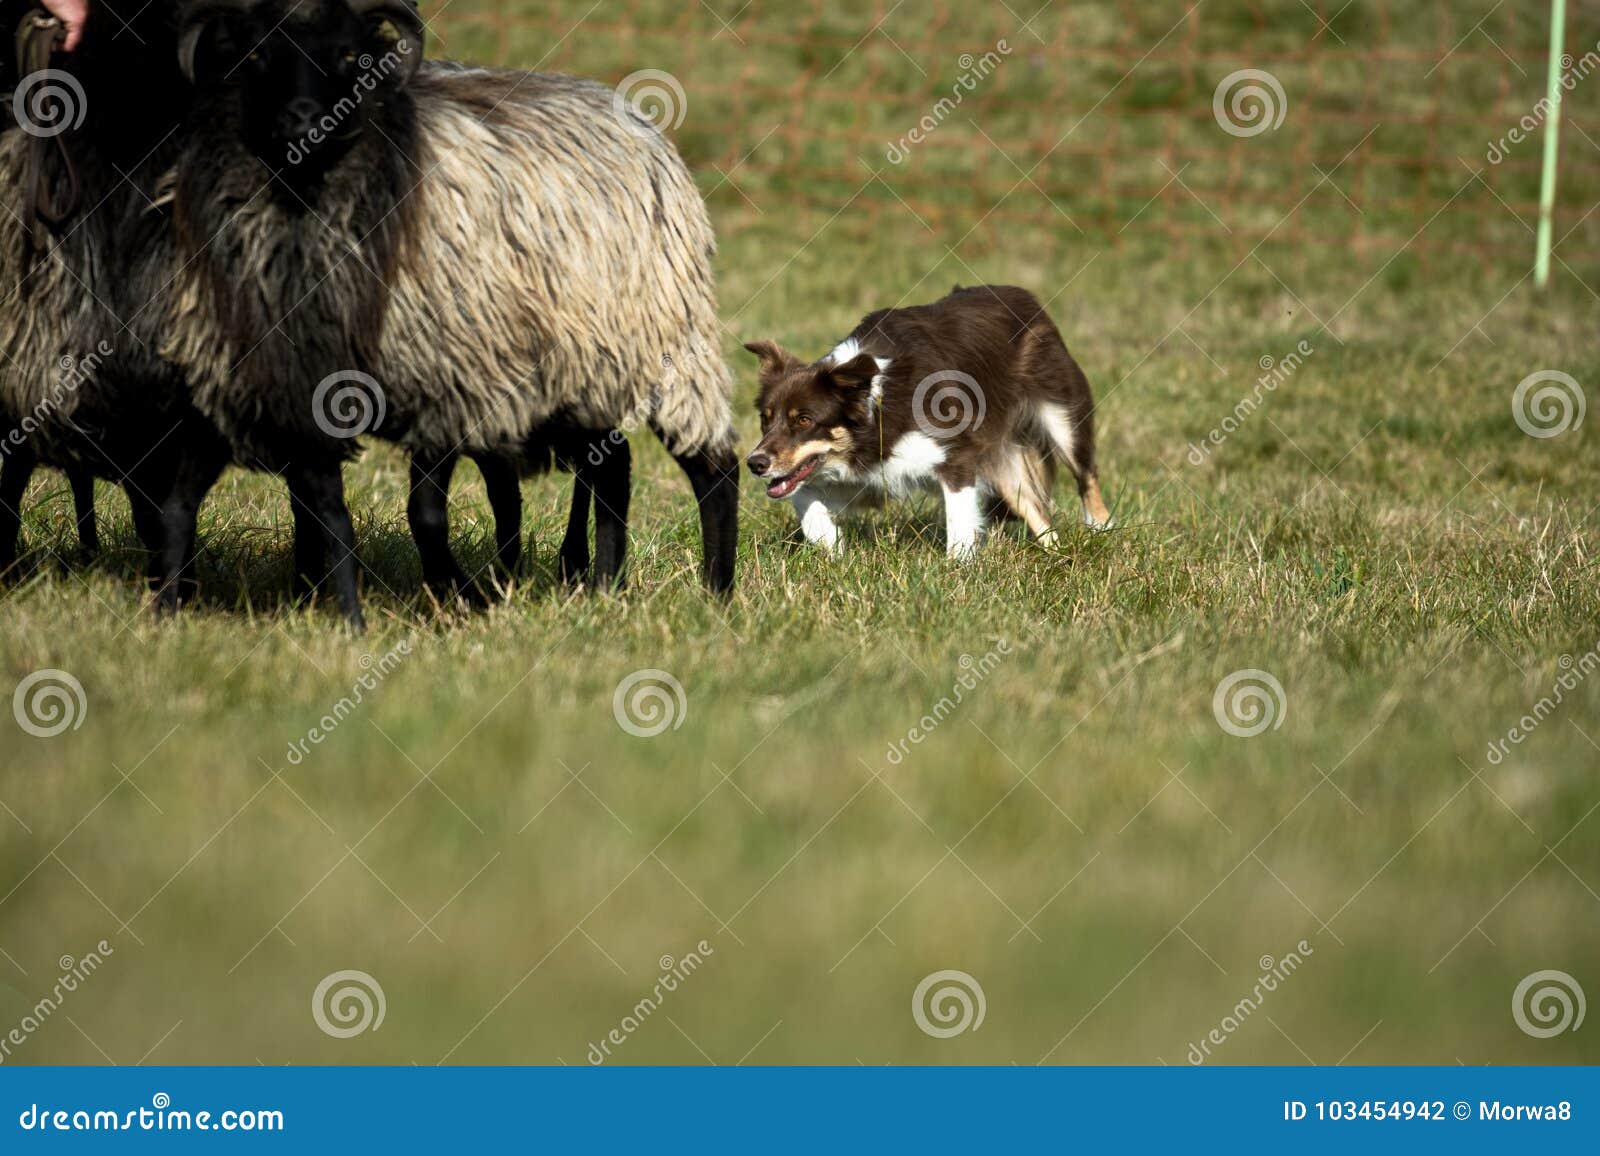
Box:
826;353;880;393
743;340;798;379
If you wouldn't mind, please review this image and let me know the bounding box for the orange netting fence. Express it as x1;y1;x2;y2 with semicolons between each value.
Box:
423;0;1600;280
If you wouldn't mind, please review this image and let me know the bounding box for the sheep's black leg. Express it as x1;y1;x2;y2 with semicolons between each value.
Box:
288;460;364;631
583;431;630;591
407;450;483;606
558;463;592;586
124;483;164;556
69;470;98;559
121;449;181;583
0;445;37;576
285;472;329;602
473;453;523;577
154;446;227;614
668;441;739;596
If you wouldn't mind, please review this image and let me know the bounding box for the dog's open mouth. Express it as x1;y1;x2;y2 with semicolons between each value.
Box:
765;457;821;500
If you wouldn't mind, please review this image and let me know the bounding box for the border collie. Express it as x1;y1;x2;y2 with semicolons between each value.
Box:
744;285;1110;557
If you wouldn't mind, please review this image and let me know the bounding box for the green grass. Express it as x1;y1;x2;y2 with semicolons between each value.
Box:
1;1;1599;1066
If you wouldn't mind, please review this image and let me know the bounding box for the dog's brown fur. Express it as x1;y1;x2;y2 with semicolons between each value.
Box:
745;285;1109;555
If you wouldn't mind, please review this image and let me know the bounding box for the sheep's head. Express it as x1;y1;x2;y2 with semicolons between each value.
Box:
179;0;424;182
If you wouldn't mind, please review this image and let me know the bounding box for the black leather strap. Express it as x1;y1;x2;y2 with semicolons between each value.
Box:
12;10;81;245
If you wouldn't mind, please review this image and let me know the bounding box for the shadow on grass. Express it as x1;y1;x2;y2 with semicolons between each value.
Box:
0;517;594;623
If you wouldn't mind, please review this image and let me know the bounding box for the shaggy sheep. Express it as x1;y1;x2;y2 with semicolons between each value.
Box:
2;2;619;609
161;0;739;627
0;0;211;581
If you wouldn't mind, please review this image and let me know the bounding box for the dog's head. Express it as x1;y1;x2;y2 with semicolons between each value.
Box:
744;340;879;500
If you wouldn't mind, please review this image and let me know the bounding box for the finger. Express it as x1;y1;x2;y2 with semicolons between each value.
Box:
63;10;86;52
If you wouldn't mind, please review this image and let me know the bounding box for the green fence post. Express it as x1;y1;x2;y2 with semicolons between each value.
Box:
1536;0;1567;288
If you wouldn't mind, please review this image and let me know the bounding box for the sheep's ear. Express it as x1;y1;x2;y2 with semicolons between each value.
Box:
826;353;880;393
351;0;426;91
743;340;796;378
177;3;246;86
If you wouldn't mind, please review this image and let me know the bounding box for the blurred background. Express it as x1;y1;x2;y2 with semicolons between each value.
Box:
428;0;1600;284
1;0;1597;1068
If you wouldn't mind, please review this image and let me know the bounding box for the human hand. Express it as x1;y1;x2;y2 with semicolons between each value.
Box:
39;0;89;51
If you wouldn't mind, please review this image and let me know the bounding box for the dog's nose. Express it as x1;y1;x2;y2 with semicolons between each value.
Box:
746;452;771;476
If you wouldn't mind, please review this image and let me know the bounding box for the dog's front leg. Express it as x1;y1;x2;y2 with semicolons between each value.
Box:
793;487;843;553
941;481;984;560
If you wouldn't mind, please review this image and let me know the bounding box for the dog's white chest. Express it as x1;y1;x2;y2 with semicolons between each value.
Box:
823;430;947;496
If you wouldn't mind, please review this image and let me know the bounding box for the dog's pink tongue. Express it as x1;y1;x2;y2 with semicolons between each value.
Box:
766;459;816;500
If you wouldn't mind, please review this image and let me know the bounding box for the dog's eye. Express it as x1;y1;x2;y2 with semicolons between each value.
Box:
793;414;813;429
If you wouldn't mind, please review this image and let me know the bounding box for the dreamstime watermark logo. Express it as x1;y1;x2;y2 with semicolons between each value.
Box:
1212;669;1286;737
1485;642;1598;766
1512;970;1585;1039
1512;371;1585;439
12;669;87;738
1213;69;1287;138
885;40;1012;164
311;371;386;439
584;334;717;468
911;371;986;441
1486;43;1600;164
885;642;1012;766
582;378;664;467
12;69;87;139
284;40;415;165
1188;340;1314;465
612;669;687;737
1;343;113;462
16;1093;283;1133
614;70;687;136
912;970;986;1038
283;640;412;766
586;940;716;1063
1187;941;1314;1063
0;941;113;1065
311;970;386;1038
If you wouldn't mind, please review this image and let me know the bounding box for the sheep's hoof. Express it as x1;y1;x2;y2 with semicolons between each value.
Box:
149;591;183;618
558;553;590;587
587;569;627;595
425;576;489;611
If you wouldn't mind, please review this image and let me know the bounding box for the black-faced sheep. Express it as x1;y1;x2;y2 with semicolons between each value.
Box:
161;0;739;628
2;2;615;608
0;0;214;582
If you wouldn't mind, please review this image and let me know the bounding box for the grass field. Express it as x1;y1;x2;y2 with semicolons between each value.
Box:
2;1;1598;1066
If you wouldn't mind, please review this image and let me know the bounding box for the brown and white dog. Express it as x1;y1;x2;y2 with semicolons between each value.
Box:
745;285;1110;557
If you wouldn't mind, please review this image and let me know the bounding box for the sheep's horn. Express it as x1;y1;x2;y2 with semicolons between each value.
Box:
347;0;426;84
177;1;246;84
348;0;427;40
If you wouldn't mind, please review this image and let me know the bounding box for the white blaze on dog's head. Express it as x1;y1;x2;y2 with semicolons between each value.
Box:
744;338;881;499
826;338;893;413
